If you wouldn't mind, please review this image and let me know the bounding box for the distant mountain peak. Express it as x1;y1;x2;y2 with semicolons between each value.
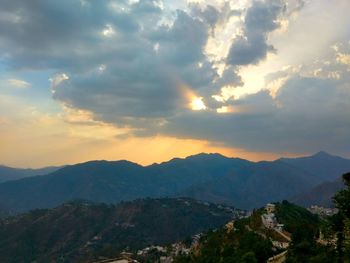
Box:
186;152;227;159
313;151;333;157
71;159;142;167
279;151;337;162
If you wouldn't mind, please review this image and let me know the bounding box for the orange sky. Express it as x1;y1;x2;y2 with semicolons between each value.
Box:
0;101;294;168
0;91;300;169
0;116;288;168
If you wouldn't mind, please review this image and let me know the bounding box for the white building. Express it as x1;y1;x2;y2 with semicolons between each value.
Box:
275;223;284;232
272;241;289;249
262;213;277;229
265;203;276;214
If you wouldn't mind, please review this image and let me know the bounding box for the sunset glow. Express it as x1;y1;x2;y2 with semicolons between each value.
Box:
191;97;207;111
0;0;349;168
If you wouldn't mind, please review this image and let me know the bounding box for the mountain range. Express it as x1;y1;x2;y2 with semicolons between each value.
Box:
0;151;349;212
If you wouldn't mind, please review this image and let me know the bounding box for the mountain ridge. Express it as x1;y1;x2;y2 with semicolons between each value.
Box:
0;165;62;184
0;152;349;212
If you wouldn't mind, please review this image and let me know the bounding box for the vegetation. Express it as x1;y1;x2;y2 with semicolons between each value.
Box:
0;164;349;262
0;198;234;263
332;172;350;262
175;227;273;263
174;187;350;263
286;172;350;263
175;201;321;263
275;200;319;234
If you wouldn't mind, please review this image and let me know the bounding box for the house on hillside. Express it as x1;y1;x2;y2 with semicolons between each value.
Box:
272;241;289;249
265;203;276;214
262;213;277;229
276;223;284;232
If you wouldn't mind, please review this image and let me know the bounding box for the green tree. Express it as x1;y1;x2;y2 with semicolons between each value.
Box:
240;252;257;263
333;172;350;263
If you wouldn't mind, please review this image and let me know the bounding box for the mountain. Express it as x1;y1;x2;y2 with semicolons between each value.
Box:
279;151;350;208
279;151;350;182
176;159;318;209
0;165;61;183
0;160;151;212
0;154;313;212
0;198;236;263
292;178;344;207
0;152;349;212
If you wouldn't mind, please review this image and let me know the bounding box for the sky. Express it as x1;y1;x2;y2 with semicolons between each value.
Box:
0;0;350;168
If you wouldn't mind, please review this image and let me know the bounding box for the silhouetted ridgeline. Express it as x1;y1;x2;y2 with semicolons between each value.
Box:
0;152;349;212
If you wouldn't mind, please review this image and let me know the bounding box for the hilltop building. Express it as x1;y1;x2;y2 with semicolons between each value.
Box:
265;203;276;214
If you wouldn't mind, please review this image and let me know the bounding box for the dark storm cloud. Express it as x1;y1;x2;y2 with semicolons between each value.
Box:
0;0;274;123
50;6;222;122
227;0;285;66
0;0;224;120
0;0;161;70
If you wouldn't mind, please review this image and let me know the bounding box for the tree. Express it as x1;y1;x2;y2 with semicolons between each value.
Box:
333;172;350;262
334;173;350;217
240;252;257;263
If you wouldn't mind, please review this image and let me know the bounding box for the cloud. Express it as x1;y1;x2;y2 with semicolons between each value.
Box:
0;95;239;168
47;1;279;126
227;0;285;66
0;0;282;110
7;78;31;88
47;4;235;126
0;1;229;116
1;0;350;157
160;73;350;154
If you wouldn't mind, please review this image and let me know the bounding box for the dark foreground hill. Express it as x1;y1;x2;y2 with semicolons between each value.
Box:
0;152;349;212
0;198;236;263
174;201;321;263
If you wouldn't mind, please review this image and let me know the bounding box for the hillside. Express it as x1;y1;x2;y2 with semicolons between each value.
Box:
287;152;350;207
279;151;350;182
0;198;237;263
0;206;11;218
174;201;321;263
178;160;317;209
274;201;320;233
0;152;348;212
0;165;61;183
292;179;344;207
